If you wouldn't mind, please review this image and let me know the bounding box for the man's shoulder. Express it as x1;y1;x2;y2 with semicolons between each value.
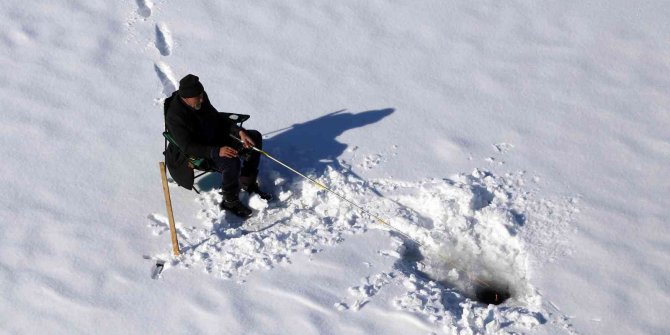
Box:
166;94;188;117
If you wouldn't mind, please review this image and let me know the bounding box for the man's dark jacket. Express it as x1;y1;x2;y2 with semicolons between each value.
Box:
164;91;241;190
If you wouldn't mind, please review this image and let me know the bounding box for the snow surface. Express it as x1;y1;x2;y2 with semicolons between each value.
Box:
1;1;669;334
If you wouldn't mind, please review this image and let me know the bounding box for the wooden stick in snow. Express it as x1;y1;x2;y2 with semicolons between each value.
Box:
159;162;180;256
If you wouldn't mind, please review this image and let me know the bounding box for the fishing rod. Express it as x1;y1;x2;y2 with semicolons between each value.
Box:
230;134;415;242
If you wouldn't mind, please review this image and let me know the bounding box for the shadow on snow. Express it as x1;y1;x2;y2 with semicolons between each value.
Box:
196;108;395;192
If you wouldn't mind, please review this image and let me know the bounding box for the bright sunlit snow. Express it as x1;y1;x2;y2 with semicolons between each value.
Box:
1;1;669;334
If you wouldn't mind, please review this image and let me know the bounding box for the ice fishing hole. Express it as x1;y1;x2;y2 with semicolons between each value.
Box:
434;275;512;305
398;242;512;305
473;282;511;305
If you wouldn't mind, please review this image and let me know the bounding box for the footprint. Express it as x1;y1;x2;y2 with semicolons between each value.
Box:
493;143;514;154
136;0;153;18
155;23;173;56
154;61;177;96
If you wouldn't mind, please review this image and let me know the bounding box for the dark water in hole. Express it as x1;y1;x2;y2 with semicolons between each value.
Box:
431;277;512;305
397;239;512;305
473;283;512;305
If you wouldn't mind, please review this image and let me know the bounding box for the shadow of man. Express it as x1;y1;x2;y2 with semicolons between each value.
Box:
197;108;394;192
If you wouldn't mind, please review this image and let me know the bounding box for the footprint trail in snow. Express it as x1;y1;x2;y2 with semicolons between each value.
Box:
135;0;153;18
155;23;173;56
153;61;176;96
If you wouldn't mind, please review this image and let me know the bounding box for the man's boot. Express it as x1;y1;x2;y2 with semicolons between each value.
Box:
219;191;253;218
240;176;274;201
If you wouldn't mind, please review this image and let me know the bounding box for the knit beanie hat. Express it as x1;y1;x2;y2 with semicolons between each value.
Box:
179;74;204;98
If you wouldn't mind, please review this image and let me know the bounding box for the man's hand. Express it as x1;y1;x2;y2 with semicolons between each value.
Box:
239;130;256;149
219;146;238;158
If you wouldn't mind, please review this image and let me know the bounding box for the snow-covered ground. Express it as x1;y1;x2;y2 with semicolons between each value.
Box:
1;1;669;334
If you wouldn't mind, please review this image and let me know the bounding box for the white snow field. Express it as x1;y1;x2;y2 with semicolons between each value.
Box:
1;1;668;334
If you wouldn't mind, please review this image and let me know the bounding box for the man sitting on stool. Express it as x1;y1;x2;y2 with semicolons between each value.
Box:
165;74;272;218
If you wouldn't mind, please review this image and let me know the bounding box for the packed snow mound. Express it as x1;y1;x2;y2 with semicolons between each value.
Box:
149;166;577;334
380;170;536;303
